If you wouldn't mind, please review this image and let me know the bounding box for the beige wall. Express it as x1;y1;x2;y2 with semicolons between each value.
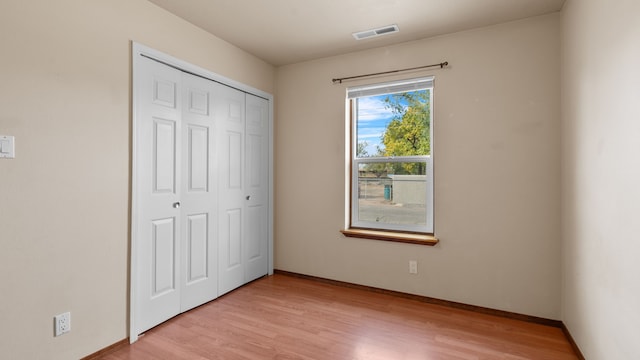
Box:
0;1;274;359
561;0;640;358
275;14;561;319
9;0;638;358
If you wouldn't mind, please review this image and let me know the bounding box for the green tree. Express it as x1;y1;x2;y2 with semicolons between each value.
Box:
380;90;430;174
356;141;369;157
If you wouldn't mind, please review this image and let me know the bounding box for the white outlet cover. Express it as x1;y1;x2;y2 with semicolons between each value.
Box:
54;312;71;337
409;260;418;274
0;135;15;158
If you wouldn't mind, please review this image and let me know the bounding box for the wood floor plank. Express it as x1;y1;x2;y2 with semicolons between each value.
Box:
99;274;578;359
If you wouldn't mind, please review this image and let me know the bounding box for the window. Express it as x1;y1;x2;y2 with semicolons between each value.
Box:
346;77;434;238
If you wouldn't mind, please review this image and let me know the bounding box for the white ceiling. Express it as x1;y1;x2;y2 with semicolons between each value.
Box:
147;0;566;66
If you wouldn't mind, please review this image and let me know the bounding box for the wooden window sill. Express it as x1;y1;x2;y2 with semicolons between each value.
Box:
340;229;439;246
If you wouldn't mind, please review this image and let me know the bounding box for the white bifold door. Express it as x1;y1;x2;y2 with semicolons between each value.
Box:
132;54;269;338
216;86;269;295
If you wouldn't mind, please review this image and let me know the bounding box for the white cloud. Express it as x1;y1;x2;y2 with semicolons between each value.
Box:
359;133;383;139
356;97;394;121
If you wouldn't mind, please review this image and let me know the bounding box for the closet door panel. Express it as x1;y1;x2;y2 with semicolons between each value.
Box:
215;85;246;295
134;56;182;334
179;73;218;312
244;94;269;282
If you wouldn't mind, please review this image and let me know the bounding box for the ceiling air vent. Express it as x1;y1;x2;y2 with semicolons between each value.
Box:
352;24;399;40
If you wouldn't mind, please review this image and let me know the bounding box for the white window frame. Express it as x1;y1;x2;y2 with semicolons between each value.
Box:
348;77;434;234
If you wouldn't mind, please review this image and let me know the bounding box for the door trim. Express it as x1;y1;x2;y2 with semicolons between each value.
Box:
130;42;274;343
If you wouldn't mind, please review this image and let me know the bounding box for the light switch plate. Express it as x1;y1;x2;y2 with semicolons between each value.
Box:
0;135;15;158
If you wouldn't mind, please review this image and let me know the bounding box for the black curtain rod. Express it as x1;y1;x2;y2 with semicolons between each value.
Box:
332;61;449;84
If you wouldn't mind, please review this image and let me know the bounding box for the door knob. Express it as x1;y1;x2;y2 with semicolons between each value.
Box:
173;202;181;209
246;195;251;200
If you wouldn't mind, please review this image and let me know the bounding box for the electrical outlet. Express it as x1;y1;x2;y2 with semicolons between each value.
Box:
409;260;418;274
54;312;71;337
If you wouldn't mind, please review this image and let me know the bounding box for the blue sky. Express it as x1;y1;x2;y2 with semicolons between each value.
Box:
356;95;395;156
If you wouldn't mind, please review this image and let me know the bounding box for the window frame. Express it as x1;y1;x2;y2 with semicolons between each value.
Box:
346;77;435;237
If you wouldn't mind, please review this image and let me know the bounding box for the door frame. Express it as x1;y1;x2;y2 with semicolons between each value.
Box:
130;42;274;343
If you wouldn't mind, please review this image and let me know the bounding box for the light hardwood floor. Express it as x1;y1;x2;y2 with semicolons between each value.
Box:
99;274;578;359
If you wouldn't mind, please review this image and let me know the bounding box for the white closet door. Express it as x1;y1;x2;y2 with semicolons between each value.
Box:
215;85;246;295
134;58;220;335
135;56;182;333
216;88;269;294
132;44;272;342
244;94;269;283
179;73;218;312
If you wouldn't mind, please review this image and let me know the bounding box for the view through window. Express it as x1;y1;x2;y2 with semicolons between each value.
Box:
349;77;434;233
